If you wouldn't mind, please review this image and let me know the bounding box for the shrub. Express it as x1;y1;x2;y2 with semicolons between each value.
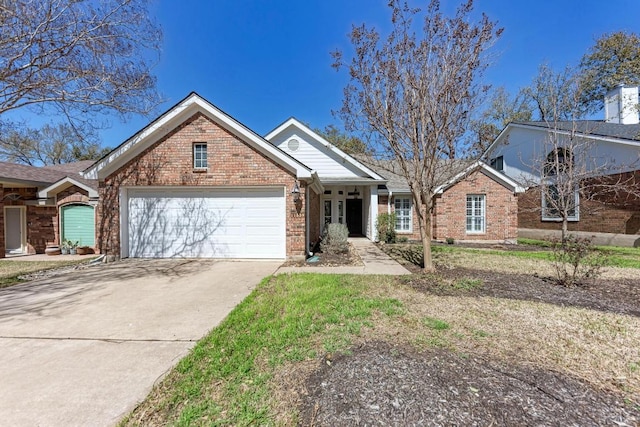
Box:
376;213;397;244
550;235;606;287
397;236;408;243
446;237;455;245
320;223;349;254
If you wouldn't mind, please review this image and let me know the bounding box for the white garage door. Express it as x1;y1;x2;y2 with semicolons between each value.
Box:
125;187;286;258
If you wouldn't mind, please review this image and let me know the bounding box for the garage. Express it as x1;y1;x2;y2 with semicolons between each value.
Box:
124;187;286;259
61;204;95;247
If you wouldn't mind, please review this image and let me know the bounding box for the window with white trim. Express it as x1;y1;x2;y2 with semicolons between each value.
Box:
394;197;411;232
490;155;503;171
323;200;332;226
193;143;207;169
542;185;579;221
466;194;485;233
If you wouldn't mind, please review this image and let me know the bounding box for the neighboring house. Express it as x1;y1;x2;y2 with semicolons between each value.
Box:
485;85;640;242
2;91;524;259
0;160;98;257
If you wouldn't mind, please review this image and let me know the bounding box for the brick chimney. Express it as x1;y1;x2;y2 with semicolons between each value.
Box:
604;85;640;124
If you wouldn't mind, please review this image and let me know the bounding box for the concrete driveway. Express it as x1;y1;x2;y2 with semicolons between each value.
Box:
0;259;281;426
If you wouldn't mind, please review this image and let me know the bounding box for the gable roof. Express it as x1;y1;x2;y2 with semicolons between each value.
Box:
373;159;524;194
486;120;640;155
38;176;99;199
435;161;525;194
0;161;98;190
83;93;314;180
265;117;385;182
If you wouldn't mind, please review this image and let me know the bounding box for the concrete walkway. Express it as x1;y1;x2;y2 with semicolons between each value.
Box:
0;259;281;426
277;238;411;275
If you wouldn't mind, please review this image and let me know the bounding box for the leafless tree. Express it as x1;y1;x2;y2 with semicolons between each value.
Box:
0;0;162;129
0;121;108;165
332;0;502;271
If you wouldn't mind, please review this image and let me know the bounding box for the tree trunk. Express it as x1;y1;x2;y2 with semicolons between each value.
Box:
421;208;434;272
561;217;568;247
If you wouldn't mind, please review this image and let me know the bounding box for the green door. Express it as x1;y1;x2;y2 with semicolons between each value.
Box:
61;204;95;247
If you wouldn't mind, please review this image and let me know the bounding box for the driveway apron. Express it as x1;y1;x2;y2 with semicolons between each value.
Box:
0;259;280;426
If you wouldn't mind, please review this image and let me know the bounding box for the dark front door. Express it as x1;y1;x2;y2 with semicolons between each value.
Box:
346;199;363;236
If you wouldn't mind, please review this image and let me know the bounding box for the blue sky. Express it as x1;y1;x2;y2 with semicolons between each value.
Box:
99;0;640;147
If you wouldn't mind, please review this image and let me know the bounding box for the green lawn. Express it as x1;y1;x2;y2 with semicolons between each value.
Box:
122;273;403;426
0;259;95;288
122;270;640;426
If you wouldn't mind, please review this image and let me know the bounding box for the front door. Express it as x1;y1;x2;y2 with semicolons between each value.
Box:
346;199;363;236
5;206;25;254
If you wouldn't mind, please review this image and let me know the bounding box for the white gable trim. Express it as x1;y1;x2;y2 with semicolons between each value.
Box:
265;118;385;181
486;122;640;157
435;161;525;194
83;93;312;180
38;177;99;199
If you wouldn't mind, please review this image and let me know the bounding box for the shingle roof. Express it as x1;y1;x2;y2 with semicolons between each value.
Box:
0;161;98;190
514;120;640;142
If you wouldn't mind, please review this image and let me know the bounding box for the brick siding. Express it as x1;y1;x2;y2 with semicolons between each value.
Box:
377;170;519;243
518;174;640;235
97;112;305;258
433;170;518;241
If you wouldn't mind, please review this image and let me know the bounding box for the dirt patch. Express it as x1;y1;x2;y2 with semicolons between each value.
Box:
408;267;640;317
299;342;639;426
283;243;363;268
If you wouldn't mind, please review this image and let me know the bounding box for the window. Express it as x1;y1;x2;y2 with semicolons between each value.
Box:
544;148;572;176
490;155;504;171
323;200;332;226
466;195;485;233
193;143;207;169
394;197;411;232
338;200;344;224
542;185;579;221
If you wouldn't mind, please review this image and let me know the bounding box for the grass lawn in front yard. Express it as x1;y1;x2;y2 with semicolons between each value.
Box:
0;259;96;288
122;247;640;426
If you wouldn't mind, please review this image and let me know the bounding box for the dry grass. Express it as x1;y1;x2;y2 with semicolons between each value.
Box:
435;249;640;280
359;281;640;403
0;259;93;287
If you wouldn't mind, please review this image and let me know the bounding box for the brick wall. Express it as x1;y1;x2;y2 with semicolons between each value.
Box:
26;206;56;253
97;112;305;258
3;187;55;255
519;182;640;235
432;170;518;241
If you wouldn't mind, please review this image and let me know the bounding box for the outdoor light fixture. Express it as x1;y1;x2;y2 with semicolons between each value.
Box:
291;180;301;202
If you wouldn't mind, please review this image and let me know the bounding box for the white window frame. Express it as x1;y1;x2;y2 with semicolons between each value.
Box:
193;142;208;169
466;194;486;234
541;185;580;222
490;155;504;171
394;197;412;233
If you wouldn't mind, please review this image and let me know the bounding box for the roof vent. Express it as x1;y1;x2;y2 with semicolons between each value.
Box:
604;85;639;124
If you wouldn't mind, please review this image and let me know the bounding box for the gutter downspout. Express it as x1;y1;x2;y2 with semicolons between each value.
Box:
305;182;311;257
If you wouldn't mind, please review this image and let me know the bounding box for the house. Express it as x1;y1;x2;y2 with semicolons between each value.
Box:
0;160;98;257
484;85;640;245
2;91;524;259
375;161;523;243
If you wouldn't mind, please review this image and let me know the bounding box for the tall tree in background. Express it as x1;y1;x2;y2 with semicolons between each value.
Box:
471;86;532;151
0;0;162;131
315;124;369;155
333;0;501;271
525;63;582;122
579;31;640;114
0;122;110;165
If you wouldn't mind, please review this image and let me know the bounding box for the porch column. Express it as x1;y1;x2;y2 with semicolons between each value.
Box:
0;184;4;258
370;185;378;241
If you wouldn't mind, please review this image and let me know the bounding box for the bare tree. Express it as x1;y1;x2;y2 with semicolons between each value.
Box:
517;66;640;243
471;86;532;152
332;0;501;271
0;0;162;129
0;121;108;165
